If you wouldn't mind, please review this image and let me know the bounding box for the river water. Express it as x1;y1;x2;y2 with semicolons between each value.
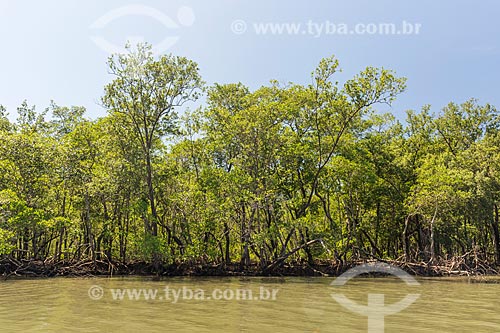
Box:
1;276;499;332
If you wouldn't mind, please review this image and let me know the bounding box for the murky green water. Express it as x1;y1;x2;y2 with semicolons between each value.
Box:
1;276;499;332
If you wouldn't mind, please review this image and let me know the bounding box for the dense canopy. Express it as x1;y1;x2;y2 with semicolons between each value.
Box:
1;44;498;273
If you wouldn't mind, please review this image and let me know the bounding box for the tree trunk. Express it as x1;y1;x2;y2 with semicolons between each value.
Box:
145;150;158;237
224;222;231;265
403;215;411;261
430;203;438;263
492;204;500;264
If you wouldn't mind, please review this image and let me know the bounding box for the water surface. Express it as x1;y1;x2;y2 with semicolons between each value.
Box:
1;276;499;332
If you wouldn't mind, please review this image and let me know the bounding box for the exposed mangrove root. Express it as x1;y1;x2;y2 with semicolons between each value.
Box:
1;254;498;279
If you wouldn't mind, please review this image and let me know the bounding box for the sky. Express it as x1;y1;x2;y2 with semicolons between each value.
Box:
0;0;499;121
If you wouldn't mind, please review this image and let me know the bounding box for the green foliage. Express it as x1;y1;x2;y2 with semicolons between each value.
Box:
0;228;14;255
1;43;499;268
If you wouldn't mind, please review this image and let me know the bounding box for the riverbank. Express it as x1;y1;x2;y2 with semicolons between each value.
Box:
1;257;498;278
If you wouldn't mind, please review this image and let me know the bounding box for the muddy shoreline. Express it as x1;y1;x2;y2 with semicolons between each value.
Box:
1;258;498;279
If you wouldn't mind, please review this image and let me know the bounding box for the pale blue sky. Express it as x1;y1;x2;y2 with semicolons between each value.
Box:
0;0;499;120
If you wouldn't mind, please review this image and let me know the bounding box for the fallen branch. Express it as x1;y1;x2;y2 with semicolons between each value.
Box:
262;239;322;274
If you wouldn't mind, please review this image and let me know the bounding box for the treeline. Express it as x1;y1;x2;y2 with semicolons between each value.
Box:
1;44;499;272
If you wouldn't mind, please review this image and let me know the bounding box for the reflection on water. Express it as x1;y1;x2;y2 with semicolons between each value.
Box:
1;276;500;332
